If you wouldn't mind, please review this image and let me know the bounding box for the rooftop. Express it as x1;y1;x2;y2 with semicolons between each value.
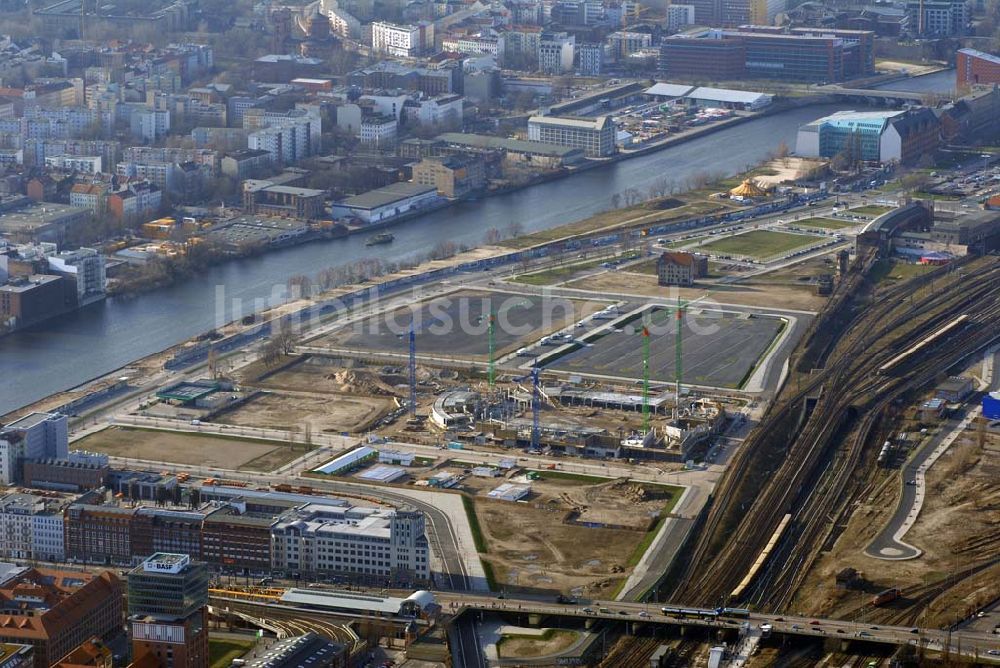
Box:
247;632;344;668
277;589;434;616
435;132;582;157
645;83;695;98
958;47;1000;66
686;86;772;103
336;182;437;210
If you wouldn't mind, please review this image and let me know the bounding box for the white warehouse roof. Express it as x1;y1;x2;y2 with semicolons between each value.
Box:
685;87;773;105
645;83;695;98
312;446;376;474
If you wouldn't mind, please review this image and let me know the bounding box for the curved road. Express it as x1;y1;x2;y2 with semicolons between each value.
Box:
865;405;981;560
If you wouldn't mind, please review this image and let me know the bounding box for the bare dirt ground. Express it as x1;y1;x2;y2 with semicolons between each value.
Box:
498;631;580;659
75;426;313;472
790;424;1000;623
217;390;393;434
753;157;828;189
250;357;408;397
472;476;679;597
564;271;826;311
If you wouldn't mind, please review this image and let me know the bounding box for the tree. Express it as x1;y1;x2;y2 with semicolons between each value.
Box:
483;227;503;244
506;221;525;238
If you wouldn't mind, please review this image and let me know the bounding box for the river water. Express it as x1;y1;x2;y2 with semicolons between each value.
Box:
0;103;849;414
875;69;956;95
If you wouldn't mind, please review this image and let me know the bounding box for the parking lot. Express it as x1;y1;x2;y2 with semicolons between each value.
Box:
546;307;785;389
320;289;607;359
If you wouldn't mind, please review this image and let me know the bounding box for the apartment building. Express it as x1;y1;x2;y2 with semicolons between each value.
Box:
371;21;423;58
43;155;102;174
538;31;575;73
0;492;68;561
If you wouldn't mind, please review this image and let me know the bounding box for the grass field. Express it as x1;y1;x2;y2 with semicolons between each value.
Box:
697;230;821;259
794;217;857;230
208;638;255;668
851;205;895;216
870;259;937;284
512;252;640;286
74;426;315;472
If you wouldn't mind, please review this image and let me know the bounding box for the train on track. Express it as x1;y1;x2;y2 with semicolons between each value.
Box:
659;606;752;620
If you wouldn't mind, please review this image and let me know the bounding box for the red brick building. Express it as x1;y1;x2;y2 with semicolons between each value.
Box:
957;48;1000;87
0;568;123;668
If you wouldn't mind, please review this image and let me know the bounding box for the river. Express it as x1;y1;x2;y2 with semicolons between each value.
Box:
0;103;849;415
875;68;956;95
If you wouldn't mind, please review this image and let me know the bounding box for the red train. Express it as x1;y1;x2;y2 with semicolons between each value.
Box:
872;588;901;606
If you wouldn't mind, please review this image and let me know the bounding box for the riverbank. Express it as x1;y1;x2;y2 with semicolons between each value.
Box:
0;102;855;415
1;171;830;423
101;105;793;300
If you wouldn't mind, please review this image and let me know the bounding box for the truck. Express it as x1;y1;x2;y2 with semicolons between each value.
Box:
871;588;901;606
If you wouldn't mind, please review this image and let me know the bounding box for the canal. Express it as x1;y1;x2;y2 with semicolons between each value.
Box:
1;103;849;414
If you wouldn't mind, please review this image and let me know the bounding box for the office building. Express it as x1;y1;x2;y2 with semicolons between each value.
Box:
46;248;106;307
271;504;430;583
201;504;277;574
0;413;68;485
659;34;747;79
0;566;123;668
527;115;615;157
957;48;1000;87
128;554;210;668
796;108;939;164
660;28;875;82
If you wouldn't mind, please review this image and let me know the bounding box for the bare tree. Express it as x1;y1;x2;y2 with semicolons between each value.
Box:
506;221;525;238
483;227;503;244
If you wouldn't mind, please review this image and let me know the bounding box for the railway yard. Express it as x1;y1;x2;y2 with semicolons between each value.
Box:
9;182;1000;668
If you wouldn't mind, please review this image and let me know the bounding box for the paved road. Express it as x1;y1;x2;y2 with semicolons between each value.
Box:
865;405;980;560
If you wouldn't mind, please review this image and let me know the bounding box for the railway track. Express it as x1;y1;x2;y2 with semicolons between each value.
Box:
597;637;661;668
669;255;1000;610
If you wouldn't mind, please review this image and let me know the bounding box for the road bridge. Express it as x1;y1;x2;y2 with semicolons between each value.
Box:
816;85;929;105
440;594;1000;662
204;587;1000;663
